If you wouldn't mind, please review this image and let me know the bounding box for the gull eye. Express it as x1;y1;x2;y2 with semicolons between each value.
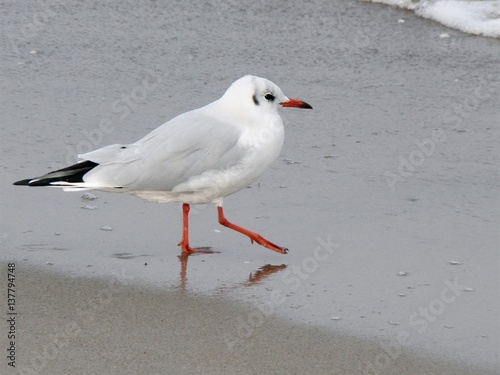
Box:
264;93;275;101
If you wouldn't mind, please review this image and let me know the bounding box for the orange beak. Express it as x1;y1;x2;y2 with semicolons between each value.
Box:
280;98;313;109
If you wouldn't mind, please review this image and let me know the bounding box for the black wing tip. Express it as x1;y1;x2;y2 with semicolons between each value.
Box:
13;178;33;186
13;178;50;186
13;160;99;187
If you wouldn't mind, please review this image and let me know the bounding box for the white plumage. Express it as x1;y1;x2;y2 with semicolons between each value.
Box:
15;75;312;254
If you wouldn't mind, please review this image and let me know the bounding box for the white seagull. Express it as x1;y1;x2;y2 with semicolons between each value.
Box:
14;75;312;254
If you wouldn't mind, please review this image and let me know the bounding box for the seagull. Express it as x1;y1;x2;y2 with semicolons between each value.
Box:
14;75;312;254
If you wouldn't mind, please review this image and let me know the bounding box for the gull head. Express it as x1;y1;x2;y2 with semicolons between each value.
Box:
218;75;312;120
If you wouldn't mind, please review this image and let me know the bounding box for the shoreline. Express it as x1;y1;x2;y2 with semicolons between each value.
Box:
1;263;495;375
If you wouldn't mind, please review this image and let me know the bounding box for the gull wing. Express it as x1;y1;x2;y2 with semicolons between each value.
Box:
80;108;244;191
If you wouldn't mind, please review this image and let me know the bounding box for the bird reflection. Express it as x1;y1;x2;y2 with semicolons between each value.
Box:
177;252;287;291
178;252;189;291
244;264;288;287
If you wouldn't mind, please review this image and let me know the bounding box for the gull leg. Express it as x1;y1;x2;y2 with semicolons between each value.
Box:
178;203;212;254
217;206;288;254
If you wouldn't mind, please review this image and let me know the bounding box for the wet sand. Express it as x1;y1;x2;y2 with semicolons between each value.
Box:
0;263;494;375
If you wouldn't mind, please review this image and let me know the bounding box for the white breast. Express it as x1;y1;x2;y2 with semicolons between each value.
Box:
168;114;285;205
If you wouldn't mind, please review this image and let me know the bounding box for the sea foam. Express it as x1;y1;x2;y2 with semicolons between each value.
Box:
365;0;500;38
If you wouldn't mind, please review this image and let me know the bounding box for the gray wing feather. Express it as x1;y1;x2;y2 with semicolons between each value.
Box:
81;109;243;191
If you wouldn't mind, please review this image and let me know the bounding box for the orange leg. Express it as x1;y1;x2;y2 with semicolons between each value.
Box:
178;203;212;254
217;206;288;254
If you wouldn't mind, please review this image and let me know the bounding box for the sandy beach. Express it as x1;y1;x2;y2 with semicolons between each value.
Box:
0;264;495;375
1;0;498;374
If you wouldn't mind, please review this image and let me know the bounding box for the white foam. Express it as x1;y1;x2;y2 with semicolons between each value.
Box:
366;0;500;38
